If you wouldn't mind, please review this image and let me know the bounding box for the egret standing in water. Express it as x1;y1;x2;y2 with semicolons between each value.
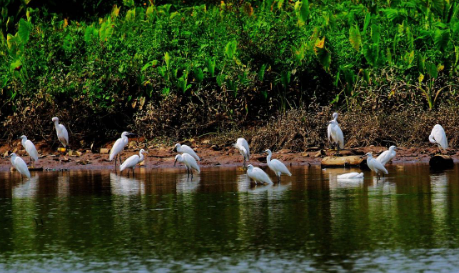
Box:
20;135;39;168
327;112;339;148
52;117;69;150
366;152;388;180
174;153;200;179
10;153;31;180
246;164;272;185
376;146;397;166
110;132;135;168
265;149;291;182
429;124;448;154
174;143;200;161
233;138;250;168
120;149;147;177
328;120;344;155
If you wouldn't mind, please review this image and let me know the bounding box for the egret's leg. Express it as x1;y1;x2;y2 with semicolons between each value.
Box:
278;174;281;183
191;170;194;179
114;155;117;169
119;155;123;166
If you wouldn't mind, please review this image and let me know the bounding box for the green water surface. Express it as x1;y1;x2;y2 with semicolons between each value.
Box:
0;164;459;272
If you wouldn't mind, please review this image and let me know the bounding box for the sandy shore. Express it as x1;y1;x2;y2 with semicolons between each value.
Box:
0;141;457;172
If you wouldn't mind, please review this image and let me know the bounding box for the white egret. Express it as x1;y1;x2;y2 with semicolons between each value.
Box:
20;135;39;168
233;138;250;168
327;112;339;148
109;131;135;168
10;153;31;180
265;149;291;182
174;153;200;179
52;117;69;148
328;120;344;154
120;149;147;176
429;124;448;154
337;172;363;179
174;143;200;161
366;152;388;179
376;146;397;166
246;164;273;185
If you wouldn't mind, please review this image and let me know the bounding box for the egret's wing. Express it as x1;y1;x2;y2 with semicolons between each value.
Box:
271;159;291;176
253;167;272;184
185;154;200;173
373;159;388;174
434;126;448;150
25;140;39;161
110;138;125;160
335;125;344;149
59;124;69;146
14;157;31;178
327;124;332;142
182;145;200;161
120;155;139;171
376;151;389;166
238;138;250;159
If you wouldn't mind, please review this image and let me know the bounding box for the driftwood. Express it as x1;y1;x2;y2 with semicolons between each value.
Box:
429;155;454;170
321;156;364;167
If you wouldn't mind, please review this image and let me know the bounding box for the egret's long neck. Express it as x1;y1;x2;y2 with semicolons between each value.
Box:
266;152;272;163
53;120;59;130
10;155;16;164
122;135;128;144
21;138;26;146
429;135;436;144
139;152;144;162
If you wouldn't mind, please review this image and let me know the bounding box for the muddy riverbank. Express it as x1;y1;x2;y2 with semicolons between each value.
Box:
0;140;457;172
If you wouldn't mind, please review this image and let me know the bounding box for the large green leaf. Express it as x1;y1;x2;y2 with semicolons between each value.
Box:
371;24;380;45
224;40;237;59
349;26;361;52
297;0;309;25
18;18;31;45
434;28;450;51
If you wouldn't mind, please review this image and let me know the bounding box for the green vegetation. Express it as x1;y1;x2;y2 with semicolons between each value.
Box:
1;0;459;146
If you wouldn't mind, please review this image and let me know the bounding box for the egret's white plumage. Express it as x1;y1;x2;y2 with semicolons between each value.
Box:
174;153;200;178
110;132;133;162
376;146;397;166
265;149;291;181
20;135;39;167
327;112;339;144
233;138;250;167
10;153;31;179
328;120;344;150
429;124;448;151
52;117;69;147
120;149;147;174
174;143;200;161
337;172;363;179
247;164;273;184
366;152;388;178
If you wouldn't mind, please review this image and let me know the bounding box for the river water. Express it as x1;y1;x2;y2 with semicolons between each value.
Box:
0;164;459;272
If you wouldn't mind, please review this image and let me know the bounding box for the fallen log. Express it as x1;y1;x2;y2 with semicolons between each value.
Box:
321;156;364;167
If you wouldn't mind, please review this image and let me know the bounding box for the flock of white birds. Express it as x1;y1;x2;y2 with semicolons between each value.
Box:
8;113;450;183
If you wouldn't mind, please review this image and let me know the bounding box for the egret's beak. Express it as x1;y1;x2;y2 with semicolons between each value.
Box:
127;132;137;137
173;147;177;152
174;159;177;166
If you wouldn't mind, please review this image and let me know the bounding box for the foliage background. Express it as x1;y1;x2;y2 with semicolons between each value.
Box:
1;0;459;148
